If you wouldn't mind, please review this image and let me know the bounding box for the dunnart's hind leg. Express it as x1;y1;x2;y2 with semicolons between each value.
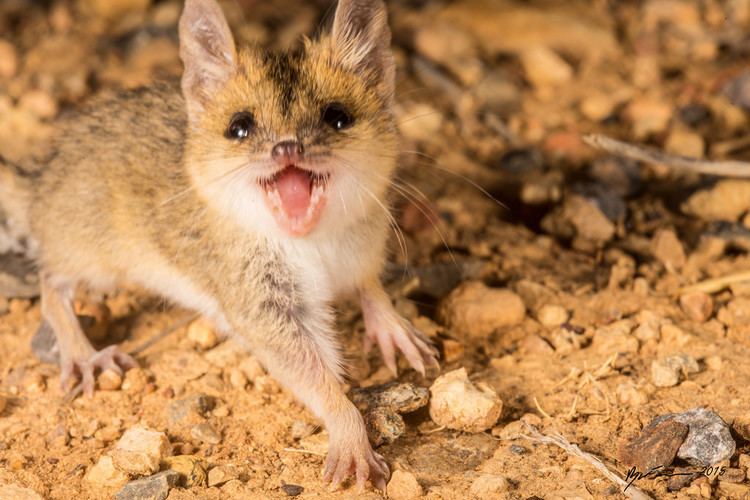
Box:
40;275;136;397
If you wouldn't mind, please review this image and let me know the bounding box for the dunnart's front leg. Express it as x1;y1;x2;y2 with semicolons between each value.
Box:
40;275;136;397
360;282;439;375
241;308;389;490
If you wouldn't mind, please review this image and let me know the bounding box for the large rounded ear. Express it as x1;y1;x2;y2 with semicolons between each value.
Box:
179;0;237;123
331;0;395;103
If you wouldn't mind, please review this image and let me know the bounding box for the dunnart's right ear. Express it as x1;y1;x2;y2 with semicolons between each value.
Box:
179;0;238;123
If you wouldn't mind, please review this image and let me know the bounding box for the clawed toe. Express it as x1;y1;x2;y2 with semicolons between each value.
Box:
61;346;137;398
324;442;389;492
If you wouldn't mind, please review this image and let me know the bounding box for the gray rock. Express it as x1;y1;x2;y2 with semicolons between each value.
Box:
674;408;736;466
114;470;179;500
651;408;736;466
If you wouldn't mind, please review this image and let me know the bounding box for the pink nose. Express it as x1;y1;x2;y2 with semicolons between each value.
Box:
271;140;303;165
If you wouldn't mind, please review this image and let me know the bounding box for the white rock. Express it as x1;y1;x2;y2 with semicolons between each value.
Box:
187;318;218;350
429;368;502;432
85;455;129;487
386;470;423;500
110;425;171;475
440;282;526;339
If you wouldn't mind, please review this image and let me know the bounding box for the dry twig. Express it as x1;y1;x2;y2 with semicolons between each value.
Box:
679;270;750;295
583;134;750;177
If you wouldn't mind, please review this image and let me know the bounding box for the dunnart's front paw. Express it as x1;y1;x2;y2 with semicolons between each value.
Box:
362;295;439;376
324;429;390;491
61;345;137;398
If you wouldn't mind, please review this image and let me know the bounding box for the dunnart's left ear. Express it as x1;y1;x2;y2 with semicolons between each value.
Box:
331;0;395;103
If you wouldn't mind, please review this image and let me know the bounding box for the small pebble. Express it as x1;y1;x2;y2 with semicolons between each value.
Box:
386;470;423;500
24;373;46;393
114;470;179;500
98;369;123;391
580;93;616;121
280;483;304;497
441;339;464;363
122;368;148;393
162;455;207;487
94;426;122;443
651;354;700;387
651;228;686;271
429;368;502;432
470;474;509;496
190;423;221;445
720;468;746;483
85;455;129;488
537;304;569;328
680;292;713;322
207;464;239;487
519;46;573;88
228;368;248;390
110;425;172;476
665;127;705;158
682;180;750;222
625;97;673;139
705;355;722;371
734;415;750;442
187;318;219;351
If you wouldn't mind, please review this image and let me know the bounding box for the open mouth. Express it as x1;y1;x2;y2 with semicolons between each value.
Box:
260;166;330;236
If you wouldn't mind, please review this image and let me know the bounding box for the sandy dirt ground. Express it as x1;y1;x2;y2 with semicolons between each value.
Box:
4;0;750;499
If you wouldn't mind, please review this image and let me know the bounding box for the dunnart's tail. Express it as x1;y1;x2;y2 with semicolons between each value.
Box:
0;154;39;297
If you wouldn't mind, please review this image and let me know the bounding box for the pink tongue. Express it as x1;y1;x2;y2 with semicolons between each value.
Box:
275;167;312;218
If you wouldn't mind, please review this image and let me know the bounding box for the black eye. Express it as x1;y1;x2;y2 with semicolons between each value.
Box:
322;103;354;131
226;112;255;140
